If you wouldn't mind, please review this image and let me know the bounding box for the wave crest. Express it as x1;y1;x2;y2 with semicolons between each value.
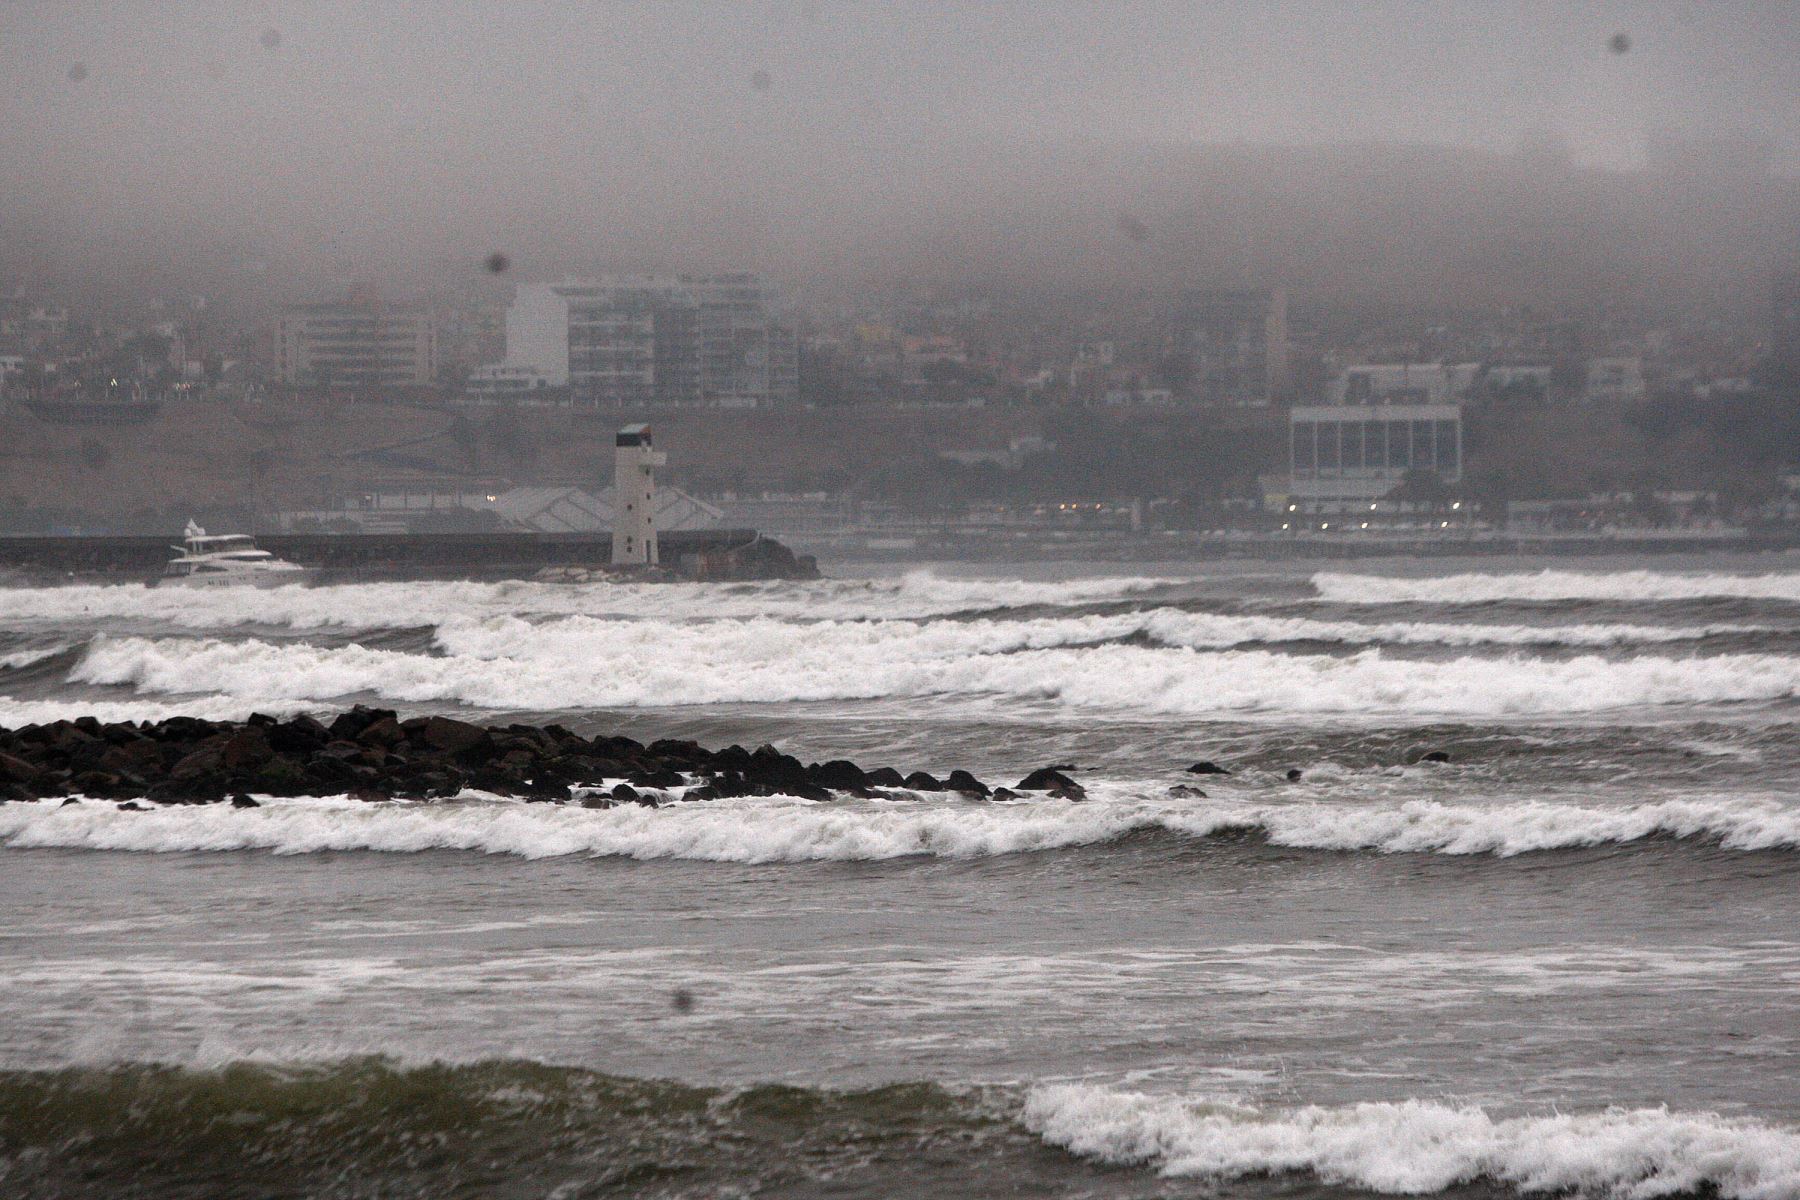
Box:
66;629;1800;716
1315;569;1800;605
3;794;1794;861
1024;1084;1800;1198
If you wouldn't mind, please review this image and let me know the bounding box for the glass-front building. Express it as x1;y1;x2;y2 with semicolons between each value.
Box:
1287;404;1461;503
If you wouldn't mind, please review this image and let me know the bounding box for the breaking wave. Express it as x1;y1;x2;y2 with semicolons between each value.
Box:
0;570;1178;630
67;628;1800;716
3;794;1794;861
1023;1083;1800;1198
2;1059;1794;1200
0;695;311;728
1314;569;1800;606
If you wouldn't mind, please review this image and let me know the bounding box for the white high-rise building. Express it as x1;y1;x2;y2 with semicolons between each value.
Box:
482;274;796;406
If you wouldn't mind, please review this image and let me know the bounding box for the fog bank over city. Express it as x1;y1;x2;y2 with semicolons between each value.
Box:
4;1;1798;317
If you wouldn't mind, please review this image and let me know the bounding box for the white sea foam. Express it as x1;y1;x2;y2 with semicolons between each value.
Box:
0;570;1177;630
434;609;1767;661
1022;1084;1800;1198
0;696;311;728
0;642;71;670
2;794;1793;861
69;626;1800;716
1315;569;1800;606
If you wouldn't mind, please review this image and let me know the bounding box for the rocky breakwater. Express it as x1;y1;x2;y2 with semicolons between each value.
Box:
0;709;1103;808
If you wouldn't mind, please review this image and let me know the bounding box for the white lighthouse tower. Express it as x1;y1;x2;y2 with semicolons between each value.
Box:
612;423;666;567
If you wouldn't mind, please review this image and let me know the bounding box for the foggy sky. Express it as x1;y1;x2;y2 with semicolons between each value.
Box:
4;1;1798;315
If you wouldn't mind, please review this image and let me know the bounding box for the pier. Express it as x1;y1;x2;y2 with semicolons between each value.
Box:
0;528;817;583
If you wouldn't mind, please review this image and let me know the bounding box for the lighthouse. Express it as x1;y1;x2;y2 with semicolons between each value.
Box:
612;423;666;567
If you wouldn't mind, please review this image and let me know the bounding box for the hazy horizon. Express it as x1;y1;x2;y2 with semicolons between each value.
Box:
4;1;1799;317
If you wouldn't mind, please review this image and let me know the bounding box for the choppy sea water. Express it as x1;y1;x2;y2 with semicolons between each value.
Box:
1;555;1798;1199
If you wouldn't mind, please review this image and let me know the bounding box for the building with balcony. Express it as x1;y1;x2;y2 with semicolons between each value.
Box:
486;273;796;406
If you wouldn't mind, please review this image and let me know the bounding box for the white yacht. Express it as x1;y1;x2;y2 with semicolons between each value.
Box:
155;521;316;588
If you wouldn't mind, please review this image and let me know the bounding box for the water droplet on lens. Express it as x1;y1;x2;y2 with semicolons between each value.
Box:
751;69;772;92
484;252;510;274
67;63;89;82
1608;32;1631;54
260;28;283;50
671;988;695;1013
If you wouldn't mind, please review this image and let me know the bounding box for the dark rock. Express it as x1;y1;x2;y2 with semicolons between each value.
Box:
498;749;539;773
612;783;655;807
0;751;42;784
231;793;260;808
170;747;224;779
1186;760;1231;776
417;715;490;754
522;775;569;801
70;770;123;796
59;797;80;806
357;717;405;748
989;787;1019;801
630;766;687;789
1285;768;1303;782
711;744;752;770
1415;750;1452;764
945;769;990;797
1166;784;1207;798
1046;785;1087;801
117;801;146;811
267;716;329;754
349;786;391;803
305;756;361;787
901;771;944;791
327;706;389;741
812;760;870;791
502;724;553;750
648;738;708;765
744;749;808;790
866;767;905;788
1016;767;1079;793
253;757;310;795
709;770;750;798
221;729;274;771
466;766;524;794
578;791;613;809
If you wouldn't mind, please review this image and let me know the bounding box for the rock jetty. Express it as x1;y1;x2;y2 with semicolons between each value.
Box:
0;709;1071;807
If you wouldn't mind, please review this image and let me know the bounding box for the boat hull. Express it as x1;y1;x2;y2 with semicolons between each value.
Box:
152;568;319;589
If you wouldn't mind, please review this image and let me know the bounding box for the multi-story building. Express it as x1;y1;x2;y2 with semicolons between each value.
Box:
276;297;437;387
487;273;796;406
1327;363;1480;406
1286;402;1463;509
1174;287;1289;406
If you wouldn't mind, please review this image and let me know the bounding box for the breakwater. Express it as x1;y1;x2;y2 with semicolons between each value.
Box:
0;709;1097;807
0;528;817;582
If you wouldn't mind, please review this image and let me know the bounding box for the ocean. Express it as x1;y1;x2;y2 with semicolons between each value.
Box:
1;555;1797;1198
